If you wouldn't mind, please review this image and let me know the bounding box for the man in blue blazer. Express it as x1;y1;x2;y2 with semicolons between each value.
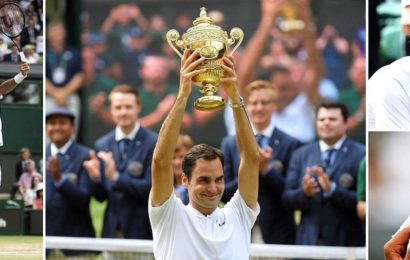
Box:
46;108;97;256
221;80;300;244
84;85;157;239
283;102;365;246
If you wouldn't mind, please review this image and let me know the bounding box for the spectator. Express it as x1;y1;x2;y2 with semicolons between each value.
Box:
138;55;193;132
339;56;366;143
45;107;98;257
34;182;43;210
88;55;194;133
225;0;321;143
0;37;8;57
20;17;41;47
221;80;300;244
225;64;317;143
46;20;83;131
22;175;41;208
79;46;116;147
100;3;148;61
3;44;21;63
83;85;157;239
15;147;32;181
23;44;40;64
283;102;365;246
316;24;349;90
119;27;148;87
147;14;168;55
17;159;42;192
172;134;194;205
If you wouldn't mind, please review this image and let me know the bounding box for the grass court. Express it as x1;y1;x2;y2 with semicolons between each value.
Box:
0;235;43;259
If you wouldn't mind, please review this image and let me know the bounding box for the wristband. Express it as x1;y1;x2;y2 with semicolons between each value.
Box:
14;72;27;84
229;97;245;109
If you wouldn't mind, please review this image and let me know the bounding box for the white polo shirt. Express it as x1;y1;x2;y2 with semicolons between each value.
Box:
368;56;410;130
149;190;260;260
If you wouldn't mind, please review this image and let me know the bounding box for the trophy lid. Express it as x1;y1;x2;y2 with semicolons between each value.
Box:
193;7;214;26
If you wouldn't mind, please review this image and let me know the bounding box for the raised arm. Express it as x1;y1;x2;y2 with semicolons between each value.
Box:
0;61;30;95
221;56;259;209
237;0;285;91
151;50;206;206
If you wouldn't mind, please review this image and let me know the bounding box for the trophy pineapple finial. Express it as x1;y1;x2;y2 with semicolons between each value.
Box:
200;7;207;17
193;7;213;26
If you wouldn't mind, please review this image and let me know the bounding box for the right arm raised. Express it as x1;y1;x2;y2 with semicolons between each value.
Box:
151;50;206;206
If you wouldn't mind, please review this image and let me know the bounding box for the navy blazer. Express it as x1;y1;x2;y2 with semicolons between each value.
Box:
46;141;96;238
94;126;157;239
221;128;301;244
282;138;365;246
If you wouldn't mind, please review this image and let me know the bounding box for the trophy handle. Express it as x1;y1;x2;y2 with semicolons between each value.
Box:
166;29;184;58
227;27;244;56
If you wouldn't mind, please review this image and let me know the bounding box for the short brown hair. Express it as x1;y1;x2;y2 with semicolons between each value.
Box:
244;80;276;100
182;144;224;180
108;84;140;105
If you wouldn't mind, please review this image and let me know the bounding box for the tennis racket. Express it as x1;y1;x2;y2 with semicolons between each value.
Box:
0;2;26;61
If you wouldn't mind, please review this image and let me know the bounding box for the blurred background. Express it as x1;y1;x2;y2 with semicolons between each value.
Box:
369;132;410;259
369;0;410;77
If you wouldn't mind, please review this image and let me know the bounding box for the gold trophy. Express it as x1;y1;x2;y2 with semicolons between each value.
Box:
166;7;243;110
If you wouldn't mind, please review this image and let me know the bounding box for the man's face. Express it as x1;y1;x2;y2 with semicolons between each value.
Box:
46;115;74;145
271;72;295;110
21;151;30;160
183;158;224;215
47;24;66;49
246;88;276;129
110;92;140;129
139;56;169;84
316;107;347;145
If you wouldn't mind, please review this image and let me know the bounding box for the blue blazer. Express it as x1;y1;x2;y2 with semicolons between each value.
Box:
221;128;301;244
46;142;96;238
282;138;365;246
94;126;157;239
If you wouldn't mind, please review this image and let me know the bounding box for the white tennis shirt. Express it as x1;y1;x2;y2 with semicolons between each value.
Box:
368;56;410;130
149;190;260;260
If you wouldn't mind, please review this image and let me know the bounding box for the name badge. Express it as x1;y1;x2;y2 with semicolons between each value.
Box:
52;67;66;85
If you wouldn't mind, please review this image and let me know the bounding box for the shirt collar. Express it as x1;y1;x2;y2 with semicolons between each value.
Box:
319;135;346;152
115;122;140;141
187;203;220;220
50;139;73;156
253;121;275;138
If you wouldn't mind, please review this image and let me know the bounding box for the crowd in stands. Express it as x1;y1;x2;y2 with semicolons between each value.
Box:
0;1;43;64
45;0;366;257
11;147;43;210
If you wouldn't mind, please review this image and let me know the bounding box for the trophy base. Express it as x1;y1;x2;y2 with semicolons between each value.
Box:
194;95;225;111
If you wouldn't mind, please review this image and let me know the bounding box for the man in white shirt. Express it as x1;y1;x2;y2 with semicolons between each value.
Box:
368;0;410;130
368;56;410;129
0;61;30;185
149;50;260;260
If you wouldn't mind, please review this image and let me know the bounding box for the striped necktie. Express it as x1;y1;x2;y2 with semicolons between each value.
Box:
323;149;336;172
